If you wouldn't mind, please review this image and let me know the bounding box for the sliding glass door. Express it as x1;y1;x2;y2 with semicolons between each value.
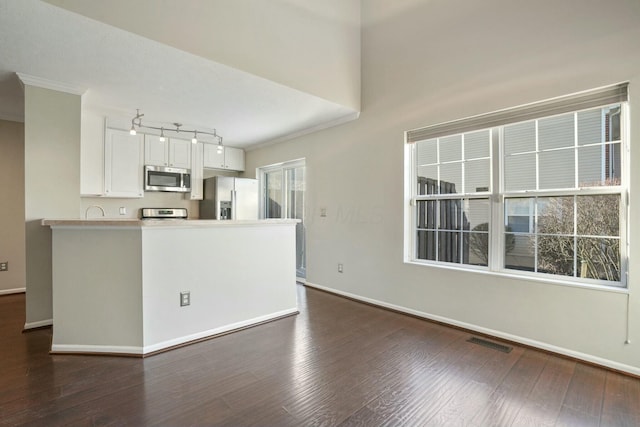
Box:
260;160;306;279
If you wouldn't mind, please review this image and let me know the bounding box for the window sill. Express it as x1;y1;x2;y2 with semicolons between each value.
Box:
405;259;629;294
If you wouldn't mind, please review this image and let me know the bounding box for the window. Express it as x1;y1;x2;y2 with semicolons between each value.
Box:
406;84;628;287
415;130;492;266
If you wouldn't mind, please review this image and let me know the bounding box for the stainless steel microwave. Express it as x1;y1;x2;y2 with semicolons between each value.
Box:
144;165;191;193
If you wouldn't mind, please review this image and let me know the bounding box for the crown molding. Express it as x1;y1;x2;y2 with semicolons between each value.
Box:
16;72;86;96
246;110;360;152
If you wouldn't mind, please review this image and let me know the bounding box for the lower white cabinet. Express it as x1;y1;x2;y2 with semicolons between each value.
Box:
104;128;144;198
203;145;245;171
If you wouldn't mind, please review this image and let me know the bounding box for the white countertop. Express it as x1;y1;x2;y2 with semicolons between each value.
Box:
42;218;299;227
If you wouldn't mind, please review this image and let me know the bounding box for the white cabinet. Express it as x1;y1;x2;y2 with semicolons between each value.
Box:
145;136;191;169
224;146;245;171
187;142;204;200
170;139;192;169
203;145;245;171
203;144;224;169
144;136;168;166
104;128;144;198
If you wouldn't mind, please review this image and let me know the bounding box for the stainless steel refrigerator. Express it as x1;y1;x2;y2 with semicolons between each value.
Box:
200;176;259;220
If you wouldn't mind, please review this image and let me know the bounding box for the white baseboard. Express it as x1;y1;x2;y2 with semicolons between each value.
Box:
24;319;53;330
0;287;26;296
304;281;640;377
50;308;298;356
51;344;143;355
143;307;298;354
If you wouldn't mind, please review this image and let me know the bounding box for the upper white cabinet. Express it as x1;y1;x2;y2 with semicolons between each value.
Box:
145;135;191;169
203;145;245;171
203;144;224;169
170;139;192;168
224;147;245;171
187;142;204;200
104;128;144;198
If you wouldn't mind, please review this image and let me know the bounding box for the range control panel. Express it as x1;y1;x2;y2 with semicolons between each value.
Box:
140;208;188;219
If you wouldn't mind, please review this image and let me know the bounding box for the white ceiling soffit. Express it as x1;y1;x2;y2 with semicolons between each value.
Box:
0;0;359;148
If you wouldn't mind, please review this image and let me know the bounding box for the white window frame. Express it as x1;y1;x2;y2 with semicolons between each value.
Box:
404;84;629;289
257;158;306;220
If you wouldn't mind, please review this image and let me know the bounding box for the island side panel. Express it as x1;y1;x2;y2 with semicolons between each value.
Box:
51;227;144;353
140;223;298;351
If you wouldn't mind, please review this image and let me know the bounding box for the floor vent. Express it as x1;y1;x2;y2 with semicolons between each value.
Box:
467;337;512;353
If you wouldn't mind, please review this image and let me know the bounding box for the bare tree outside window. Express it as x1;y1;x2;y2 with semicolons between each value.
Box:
469;223;515;266
535;184;620;281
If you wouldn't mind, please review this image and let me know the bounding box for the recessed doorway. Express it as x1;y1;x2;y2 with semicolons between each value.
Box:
258;159;306;280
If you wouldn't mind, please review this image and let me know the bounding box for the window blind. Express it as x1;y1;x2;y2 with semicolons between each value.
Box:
406;82;628;143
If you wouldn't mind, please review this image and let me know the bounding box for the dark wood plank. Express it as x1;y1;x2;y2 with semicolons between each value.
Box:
359;335;497;426
2;287;640;427
600;371;640;427
469;348;549;426
422;344;526;426
555;363;607;427
509;357;575;426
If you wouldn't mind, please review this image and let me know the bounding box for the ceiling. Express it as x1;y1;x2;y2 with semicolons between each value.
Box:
0;0;359;148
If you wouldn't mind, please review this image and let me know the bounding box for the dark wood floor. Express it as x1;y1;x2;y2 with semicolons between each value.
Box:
2;285;639;427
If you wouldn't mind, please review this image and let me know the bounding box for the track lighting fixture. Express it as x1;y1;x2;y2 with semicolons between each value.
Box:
129;109;223;148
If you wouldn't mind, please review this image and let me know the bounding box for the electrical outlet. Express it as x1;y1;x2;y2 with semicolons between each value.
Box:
0;262;7;271
119;207;127;215
180;291;191;307
338;263;343;273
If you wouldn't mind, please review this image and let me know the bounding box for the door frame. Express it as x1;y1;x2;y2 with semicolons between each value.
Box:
257;158;306;280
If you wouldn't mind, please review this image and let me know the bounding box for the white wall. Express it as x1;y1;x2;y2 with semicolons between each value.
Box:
24;85;81;327
43;0;361;111
141;223;298;351
0;119;25;294
51;228;143;349
245;0;640;374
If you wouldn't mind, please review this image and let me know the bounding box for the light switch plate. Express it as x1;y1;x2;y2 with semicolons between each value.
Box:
180;291;190;306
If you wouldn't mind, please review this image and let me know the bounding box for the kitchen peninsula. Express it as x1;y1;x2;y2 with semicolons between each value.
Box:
42;219;299;356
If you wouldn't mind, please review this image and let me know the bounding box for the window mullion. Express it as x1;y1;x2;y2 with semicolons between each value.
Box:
620;103;630;287
535;119;540;191
573;195;578;278
490;128;503;272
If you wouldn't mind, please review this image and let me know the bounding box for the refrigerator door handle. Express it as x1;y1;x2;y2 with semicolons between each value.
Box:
231;190;236;220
